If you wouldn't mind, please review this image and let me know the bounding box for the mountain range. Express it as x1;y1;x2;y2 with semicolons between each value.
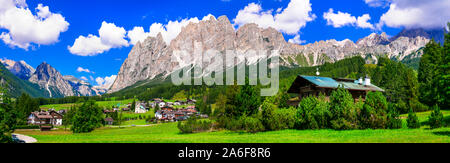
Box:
0;15;445;98
0;58;105;98
108;15;444;93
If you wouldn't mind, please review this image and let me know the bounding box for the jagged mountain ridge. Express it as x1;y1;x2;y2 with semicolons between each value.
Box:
0;58;35;80
109;15;441;93
28;62;75;97
1;59;105;97
27;62;107;97
0;62;50;98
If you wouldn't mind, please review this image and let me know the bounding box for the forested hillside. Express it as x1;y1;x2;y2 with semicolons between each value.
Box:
0;63;51;98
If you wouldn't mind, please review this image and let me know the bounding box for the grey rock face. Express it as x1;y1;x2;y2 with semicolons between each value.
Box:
63;75;101;96
29;62;75;97
0;59;35;80
109;16;436;93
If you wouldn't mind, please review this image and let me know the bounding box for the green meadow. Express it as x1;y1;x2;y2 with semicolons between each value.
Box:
40;99;135;111
14;110;450;143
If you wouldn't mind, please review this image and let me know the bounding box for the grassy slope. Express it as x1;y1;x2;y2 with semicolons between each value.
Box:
15;110;450;143
0;63;50;98
40;99;135;110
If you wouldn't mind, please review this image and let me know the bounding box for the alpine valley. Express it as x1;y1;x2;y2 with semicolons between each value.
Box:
108;16;444;93
0;58;106;98
0;16;445;98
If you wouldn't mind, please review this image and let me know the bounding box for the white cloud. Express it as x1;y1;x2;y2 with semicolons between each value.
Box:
233;0;316;35
95;75;117;89
323;9;356;28
68;34;111;56
80;76;88;81
288;34;305;44
377;0;450;29
68;21;129;56
127;26;151;45
323;9;374;29
0;0;69;49
364;0;390;8
356;14;374;29
98;21;129;47
127;16;202;45
76;67;91;73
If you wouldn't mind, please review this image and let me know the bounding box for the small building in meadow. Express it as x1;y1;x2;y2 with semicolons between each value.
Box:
28;110;63;130
287;75;384;104
135;103;148;114
104;117;114;125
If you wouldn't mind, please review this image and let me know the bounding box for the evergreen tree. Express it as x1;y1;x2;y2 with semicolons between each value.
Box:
329;86;358;130
437;23;450;109
224;83;240;118
0;85;17;143
213;94;227;118
63;105;76;131
387;103;402;129
428;105;444;129
235;81;261;116
418;39;443;106
131;99;136;112
359;92;388;129
71;100;104;133
407;109;420;129
14;93;40;125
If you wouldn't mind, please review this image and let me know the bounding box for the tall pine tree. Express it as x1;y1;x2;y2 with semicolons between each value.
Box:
437;23;450;109
418;39;443;107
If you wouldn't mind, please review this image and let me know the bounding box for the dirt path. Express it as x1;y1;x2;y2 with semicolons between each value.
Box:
12;133;37;143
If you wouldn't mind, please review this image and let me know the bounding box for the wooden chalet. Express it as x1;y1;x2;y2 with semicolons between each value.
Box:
287;75;384;104
28;110;63;131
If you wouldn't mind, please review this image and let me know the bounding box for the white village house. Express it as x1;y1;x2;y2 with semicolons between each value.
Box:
28;110;63;126
135;103;149;114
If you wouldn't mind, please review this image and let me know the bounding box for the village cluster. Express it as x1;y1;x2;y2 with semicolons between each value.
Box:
27;98;206;131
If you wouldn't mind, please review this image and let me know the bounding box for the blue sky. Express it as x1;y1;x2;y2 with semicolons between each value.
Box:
0;0;448;87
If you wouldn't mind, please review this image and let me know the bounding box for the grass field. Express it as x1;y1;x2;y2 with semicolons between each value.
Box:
14;110;450;143
40;99;135;111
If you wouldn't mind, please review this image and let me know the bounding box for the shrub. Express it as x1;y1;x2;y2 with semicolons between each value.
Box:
428;105;444;129
177;117;213;134
396;100;409;114
359;92;388;129
409;99;429;112
329;87;358;130
386;103;402;129
219;115;264;133
239;116;265;133
261;100;277;130
272;108;296;130
407;109;420;129
71;100;104;133
296;95;331;130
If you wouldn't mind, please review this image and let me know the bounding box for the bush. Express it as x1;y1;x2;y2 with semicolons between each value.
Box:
272;108;296;130
71;100;104;133
218;115;264;133
386;103;402;129
396;100;409;114
296;96;331;130
428;105;444;129
177;117;213;134
358;92;388;129
409;99;429;112
329;87;358;130
239;116;265;133
261;100;277;130
407;109;420;129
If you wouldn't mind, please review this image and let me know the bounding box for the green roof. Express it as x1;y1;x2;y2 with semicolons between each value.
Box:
291;75;384;92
